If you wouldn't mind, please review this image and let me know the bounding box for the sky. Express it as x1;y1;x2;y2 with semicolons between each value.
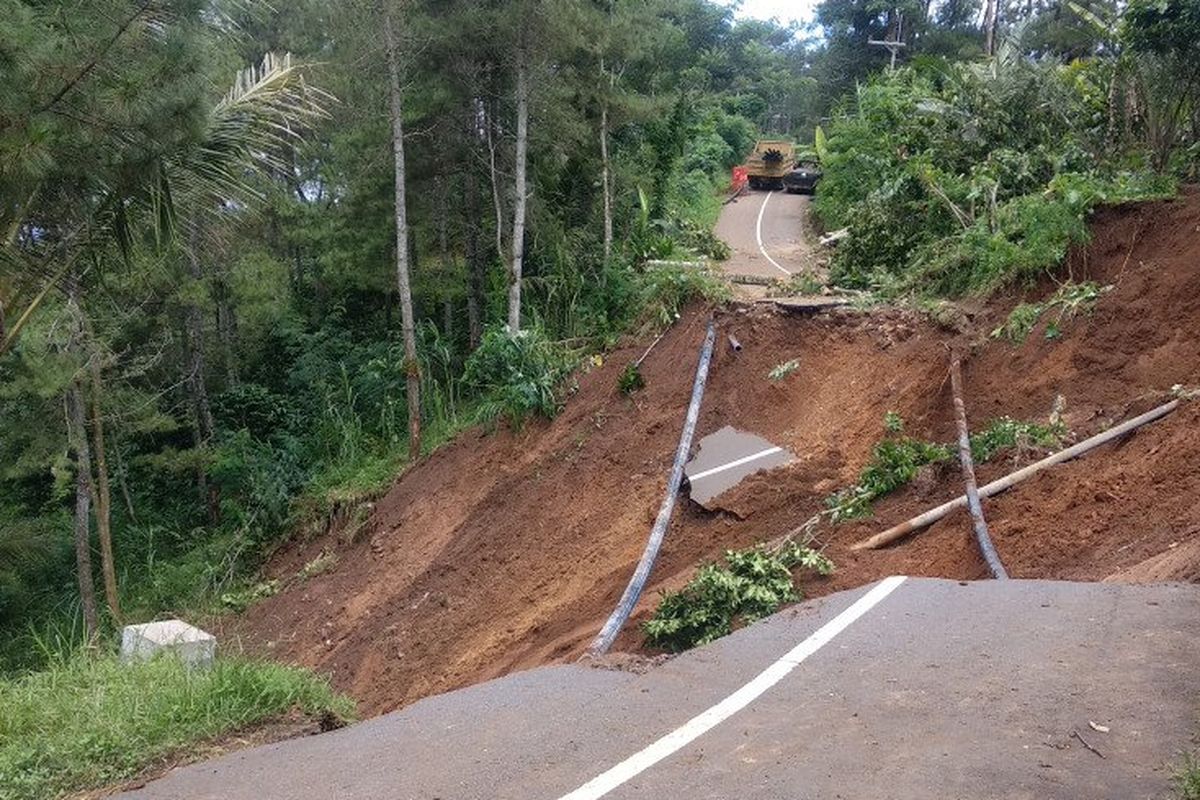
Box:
721;0;821;27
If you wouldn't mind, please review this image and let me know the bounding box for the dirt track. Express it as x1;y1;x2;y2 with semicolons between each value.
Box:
235;190;1200;716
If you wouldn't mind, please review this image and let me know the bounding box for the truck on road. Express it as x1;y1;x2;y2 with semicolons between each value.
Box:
744;139;795;191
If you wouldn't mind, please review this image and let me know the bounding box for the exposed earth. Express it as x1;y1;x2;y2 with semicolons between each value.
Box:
229;189;1200;720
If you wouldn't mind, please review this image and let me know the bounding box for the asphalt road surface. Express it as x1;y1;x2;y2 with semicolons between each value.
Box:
120;578;1200;800
713;189;814;280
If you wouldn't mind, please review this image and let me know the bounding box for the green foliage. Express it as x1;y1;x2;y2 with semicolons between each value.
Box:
643;542;834;652
636;266;731;328
992;281;1111;342
220;580;280;613
463;328;573;429
1175;754;1200;800
826;413;1067;520
768;359;801;381
994;302;1044;342
782;271;826;295
0;652;353;800
970;417;1065;462
827;435;953;521
618;363;646;395
815;63;1181;297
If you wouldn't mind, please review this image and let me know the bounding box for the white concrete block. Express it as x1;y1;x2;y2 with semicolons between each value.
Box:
120;619;216;668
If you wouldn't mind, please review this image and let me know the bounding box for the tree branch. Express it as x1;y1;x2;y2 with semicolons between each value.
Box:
32;0;155;118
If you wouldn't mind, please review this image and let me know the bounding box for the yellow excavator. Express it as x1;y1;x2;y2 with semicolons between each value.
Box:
744;139;795;191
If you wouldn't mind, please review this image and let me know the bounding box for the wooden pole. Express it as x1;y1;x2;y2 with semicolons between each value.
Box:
853;398;1182;551
950;356;1007;579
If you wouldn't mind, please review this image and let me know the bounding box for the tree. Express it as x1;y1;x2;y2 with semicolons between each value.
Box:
383;1;423;460
1123;0;1200;170
509;38;531;333
984;0;1000;54
64;278;100;640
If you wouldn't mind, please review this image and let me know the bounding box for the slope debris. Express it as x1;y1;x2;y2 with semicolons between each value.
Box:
237;192;1200;716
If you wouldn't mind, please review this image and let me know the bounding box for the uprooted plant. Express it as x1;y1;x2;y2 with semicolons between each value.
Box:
992;281;1112;342
642;541;834;652
825;413;1066;521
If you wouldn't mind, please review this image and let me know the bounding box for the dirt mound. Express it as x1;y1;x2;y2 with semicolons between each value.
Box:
236;190;1200;716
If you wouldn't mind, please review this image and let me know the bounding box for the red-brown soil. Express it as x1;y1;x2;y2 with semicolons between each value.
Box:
234;190;1200;717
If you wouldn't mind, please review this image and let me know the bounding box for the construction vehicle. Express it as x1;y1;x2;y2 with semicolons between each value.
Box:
743;139;795;191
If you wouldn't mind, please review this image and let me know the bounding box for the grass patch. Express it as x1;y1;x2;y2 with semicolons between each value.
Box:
0;651;353;800
636;264;731;330
1176;754;1200;800
643;542;834;652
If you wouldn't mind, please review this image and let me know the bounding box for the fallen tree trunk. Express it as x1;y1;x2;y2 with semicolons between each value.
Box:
950;356;1007;579
588;319;718;655
853;398;1182;551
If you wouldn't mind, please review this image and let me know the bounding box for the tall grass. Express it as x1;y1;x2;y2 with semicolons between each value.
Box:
0;651;353;800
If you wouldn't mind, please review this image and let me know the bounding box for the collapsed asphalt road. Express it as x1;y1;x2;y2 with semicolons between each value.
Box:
713;190;813;280
120;578;1200;799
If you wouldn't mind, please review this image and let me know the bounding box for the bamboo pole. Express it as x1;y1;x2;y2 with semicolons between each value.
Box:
589;319;717;655
853;398;1182;551
950;356;1007;579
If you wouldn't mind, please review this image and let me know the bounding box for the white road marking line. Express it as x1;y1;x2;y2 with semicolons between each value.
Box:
556;576;908;800
755;191;792;276
688;446;784;482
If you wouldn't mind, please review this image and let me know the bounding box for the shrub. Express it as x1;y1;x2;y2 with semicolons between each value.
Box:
618;362;645;395
462;327;573;429
636;265;731;328
826;414;1066;521
827;436;953;520
815;63;1180;298
643;543;834;652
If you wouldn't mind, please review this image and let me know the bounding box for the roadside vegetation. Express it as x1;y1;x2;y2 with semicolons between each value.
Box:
0;652;352;800
1176;755;1200;800
814;1;1196;298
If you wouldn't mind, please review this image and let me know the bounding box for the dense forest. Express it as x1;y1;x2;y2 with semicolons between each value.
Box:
1;1;1198;792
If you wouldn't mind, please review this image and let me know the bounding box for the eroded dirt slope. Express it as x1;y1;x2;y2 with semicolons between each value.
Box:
237;190;1200;716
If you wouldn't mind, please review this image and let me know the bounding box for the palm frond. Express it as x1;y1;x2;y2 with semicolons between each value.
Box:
160;52;332;244
201;52;332;189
